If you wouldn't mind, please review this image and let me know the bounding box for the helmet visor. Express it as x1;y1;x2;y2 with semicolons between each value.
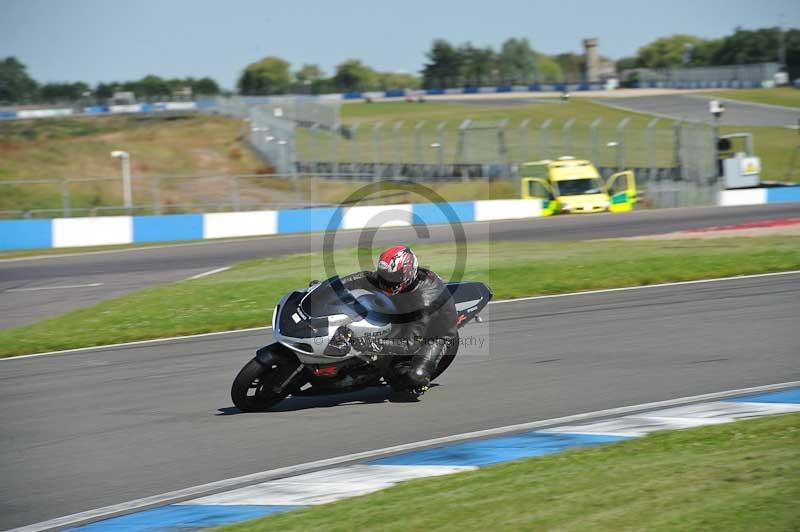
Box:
377;269;404;291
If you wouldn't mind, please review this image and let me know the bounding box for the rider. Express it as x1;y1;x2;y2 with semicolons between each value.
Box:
339;246;458;398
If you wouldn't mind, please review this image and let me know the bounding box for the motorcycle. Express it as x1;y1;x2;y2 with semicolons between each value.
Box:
231;276;492;411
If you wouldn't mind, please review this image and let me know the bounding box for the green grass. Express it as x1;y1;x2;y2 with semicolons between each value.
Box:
721;124;800;181
301;99;680;169
706;87;800;108
212;412;800;532
1;236;798;357
0;114;263;215
298;98;799;181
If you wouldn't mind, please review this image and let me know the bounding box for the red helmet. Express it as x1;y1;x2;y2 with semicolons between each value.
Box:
376;245;419;295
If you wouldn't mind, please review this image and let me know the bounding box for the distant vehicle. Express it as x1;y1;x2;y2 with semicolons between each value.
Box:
520;157;637;215
230;276;492;412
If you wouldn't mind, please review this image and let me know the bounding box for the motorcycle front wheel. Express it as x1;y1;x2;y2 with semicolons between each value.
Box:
231;355;296;412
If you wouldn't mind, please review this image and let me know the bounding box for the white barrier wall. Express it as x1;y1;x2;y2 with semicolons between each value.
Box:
340;205;413;230
52;216;133;248
473;199;543;221
718;189;768;206
203;211;278;239
17;108;74;118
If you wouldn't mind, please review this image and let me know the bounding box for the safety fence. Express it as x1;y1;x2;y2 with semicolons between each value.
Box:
0;198;543;251
0;114;719;218
0;174;392;219
290;117;717;183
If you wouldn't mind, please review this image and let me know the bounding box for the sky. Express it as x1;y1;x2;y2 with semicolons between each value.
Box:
2;0;798;89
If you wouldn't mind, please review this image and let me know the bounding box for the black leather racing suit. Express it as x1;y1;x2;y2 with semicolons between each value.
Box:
339;268;458;389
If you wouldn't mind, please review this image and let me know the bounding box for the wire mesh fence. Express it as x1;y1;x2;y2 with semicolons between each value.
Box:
2;99;723;217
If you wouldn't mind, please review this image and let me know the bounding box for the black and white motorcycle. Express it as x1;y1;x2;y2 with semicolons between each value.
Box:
231;276;492;411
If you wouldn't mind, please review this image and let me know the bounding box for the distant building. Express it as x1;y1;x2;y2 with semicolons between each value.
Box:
111;91;136;105
582;38;617;83
172;86;193;100
583;38;599;82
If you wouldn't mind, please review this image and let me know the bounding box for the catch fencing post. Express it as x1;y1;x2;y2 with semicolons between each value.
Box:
350;123;361;179
436;121;447;178
498;118;509;180
414;121;426;165
563;118;575;156
617;118;630;169
60;179;71;217
518;119;530;162
331;123;340;179
647;118;659;181
674;120;683;180
372;121;383;181
590;118;602;163
230;175;241;211
310;123;319;175
151;175;161;214
540;119;552;159
393;121;404;178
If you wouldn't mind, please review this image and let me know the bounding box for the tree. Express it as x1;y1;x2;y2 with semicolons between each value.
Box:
295;64;325;85
94;82;119;101
39;82;90;103
785;29;800;81
141;75;173;99
0;56;38;103
616;56;639;72
536;54;563;83
636;34;706;68
333;59;376;92
554;53;585;82
237;56;292;95
422;39;463;89
459;43;496;86
709;27;781;65
497;38;538;84
293;64;325;94
192;77;220;95
376;72;420;90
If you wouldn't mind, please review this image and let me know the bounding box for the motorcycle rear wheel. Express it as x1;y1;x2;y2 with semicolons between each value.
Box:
231;357;292;412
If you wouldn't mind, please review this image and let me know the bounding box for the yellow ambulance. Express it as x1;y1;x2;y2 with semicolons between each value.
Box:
520;157;637;215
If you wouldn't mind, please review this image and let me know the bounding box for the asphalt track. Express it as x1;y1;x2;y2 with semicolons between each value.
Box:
1;203;799;329
1;272;798;529
596;94;800;126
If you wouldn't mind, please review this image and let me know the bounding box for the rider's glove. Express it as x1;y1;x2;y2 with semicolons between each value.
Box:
350;335;384;353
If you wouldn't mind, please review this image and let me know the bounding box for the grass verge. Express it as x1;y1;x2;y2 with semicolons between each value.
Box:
706;87;800;109
1;236;798;357
305;98;799;181
0;114;262;214
211;412;800;532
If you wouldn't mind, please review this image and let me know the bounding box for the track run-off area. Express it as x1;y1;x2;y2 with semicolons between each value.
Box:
1;203;799;329
1;270;798;530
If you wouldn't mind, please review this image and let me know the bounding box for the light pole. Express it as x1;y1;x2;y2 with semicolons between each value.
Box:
110;150;132;211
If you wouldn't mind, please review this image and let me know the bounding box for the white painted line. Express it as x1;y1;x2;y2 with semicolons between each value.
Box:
2;269;798;362
5;282;104;293
0;326;273;361
486;269;800;306
542;401;800;437
10;380;798;532
183;465;475;506
184;266;230;281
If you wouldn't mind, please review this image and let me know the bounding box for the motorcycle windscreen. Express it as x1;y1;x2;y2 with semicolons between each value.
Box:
301;277;364;319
